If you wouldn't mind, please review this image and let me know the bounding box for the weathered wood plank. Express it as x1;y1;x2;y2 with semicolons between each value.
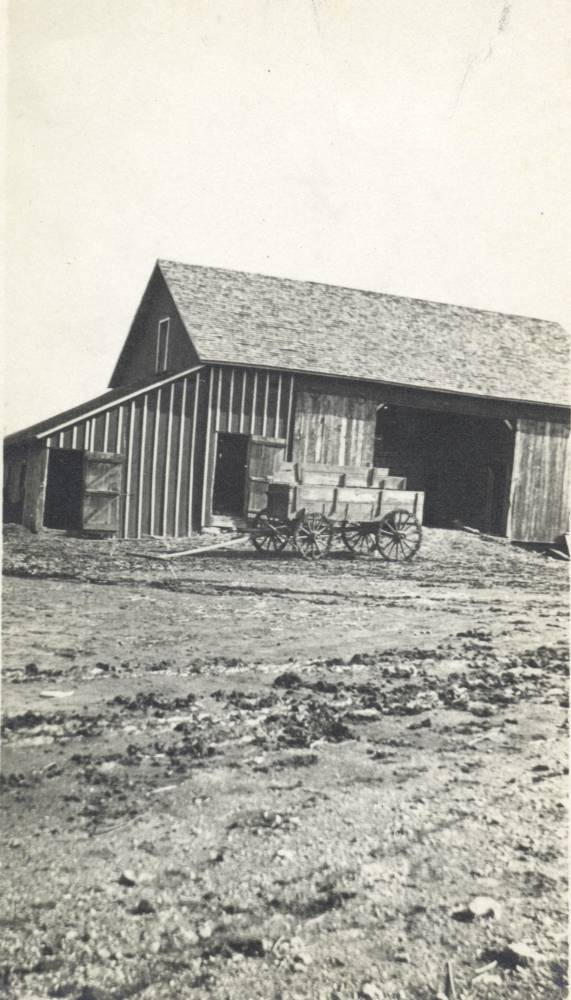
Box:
508;417;570;541
123;402;135;536
22;442;49;532
201;368;215;527
173;377;187;536
292;389;377;467
246;436;287;515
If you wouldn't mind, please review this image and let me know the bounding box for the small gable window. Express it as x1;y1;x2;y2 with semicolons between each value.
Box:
156;318;170;373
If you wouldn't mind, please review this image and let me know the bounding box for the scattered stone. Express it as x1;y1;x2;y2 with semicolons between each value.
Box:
77;988;107;1000
359;983;384;1000
99;761;119;774
469;702;496;718
475;973;503;987
275;848;295;862
468;896;502;919
198;920;214;940
273;671;303;689
226;935;266;957
118;870;137;887
408;716;432;730
25;662;40;676
179;927;200;946
132;898;155;915
505;942;539;967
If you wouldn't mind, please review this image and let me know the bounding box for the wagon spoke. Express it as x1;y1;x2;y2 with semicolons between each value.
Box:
376;509;422;562
294;513;333;560
251;509;289;555
341;522;377;555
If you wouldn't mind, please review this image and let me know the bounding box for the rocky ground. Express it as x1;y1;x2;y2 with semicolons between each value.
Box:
1;525;569;1000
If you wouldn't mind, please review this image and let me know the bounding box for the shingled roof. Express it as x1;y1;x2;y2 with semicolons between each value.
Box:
158;259;569;408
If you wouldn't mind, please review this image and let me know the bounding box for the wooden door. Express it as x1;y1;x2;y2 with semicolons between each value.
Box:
82;451;123;533
507;418;570;542
246;437;287;517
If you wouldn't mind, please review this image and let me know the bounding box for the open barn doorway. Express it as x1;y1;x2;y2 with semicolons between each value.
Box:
212;433;249;517
44;449;84;529
374;405;514;535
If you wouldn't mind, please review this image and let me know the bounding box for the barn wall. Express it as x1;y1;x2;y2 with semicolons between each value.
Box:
42;369;207;538
291;377;378;466
507;416;570;542
201;365;295;524
109;268;199;389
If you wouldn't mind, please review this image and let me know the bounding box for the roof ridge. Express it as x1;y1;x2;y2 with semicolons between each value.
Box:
157;258;565;330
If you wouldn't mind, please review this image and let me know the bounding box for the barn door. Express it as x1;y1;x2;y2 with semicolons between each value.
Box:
82;451;123;533
246;437;287;517
507;418;570;542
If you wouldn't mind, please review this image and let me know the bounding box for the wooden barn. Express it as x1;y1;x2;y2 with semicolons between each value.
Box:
4;260;570;543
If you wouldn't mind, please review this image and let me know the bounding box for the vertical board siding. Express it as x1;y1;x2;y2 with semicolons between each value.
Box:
227;369;236;433
114;408;123;455
201;366;295;524
27;366;296;536
201;368;215;527
239;371;247;433
139;395;151;536
149;389;162;534
212;366;295;442
250;372;259;436
103;412;110;453
173;379;187;535
122;403;135;536
292;389;377;467
508;417;570;542
218;367;230;433
36;370;205;537
157;387;171;535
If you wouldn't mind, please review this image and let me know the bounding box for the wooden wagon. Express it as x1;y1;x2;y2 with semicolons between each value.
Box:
250;462;424;561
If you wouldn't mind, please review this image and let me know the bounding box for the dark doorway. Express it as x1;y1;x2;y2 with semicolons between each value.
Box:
212;433;249;517
374;406;514;535
3;458;26;524
44;449;84;529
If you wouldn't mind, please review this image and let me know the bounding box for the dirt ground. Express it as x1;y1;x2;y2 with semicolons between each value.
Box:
1;525;568;1000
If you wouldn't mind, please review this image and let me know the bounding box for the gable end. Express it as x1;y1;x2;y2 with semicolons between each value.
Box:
109;264;200;388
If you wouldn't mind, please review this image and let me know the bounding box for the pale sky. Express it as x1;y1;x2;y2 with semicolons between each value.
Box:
5;0;571;434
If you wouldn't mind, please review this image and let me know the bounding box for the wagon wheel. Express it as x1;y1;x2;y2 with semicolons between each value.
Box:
341;522;378;555
294;513;333;560
376;509;422;562
251;509;289;554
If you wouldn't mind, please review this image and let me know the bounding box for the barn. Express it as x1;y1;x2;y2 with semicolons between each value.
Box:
4;260;570;544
